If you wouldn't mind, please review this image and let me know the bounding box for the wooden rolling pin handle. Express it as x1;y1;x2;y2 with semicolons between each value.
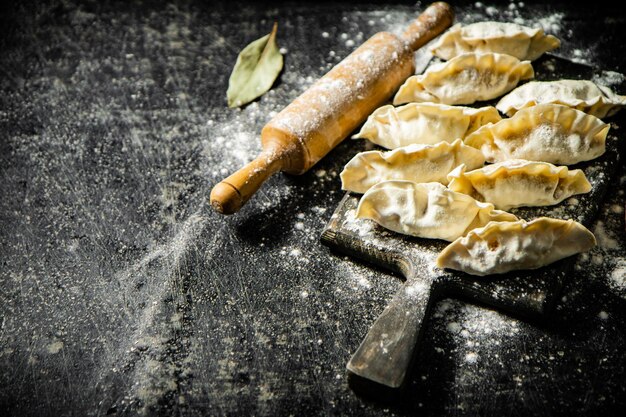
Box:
402;2;454;50
210;145;286;215
211;134;304;214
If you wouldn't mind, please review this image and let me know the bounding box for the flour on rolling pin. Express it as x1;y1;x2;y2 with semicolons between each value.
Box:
264;33;413;165
210;2;454;215
269;41;404;139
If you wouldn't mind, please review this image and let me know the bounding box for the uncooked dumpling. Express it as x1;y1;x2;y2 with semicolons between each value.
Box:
393;53;534;106
464;103;609;165
356;181;518;242
436;217;596;276
430;22;560;61
447;160;591;210
341;139;485;194
353;103;501;149
496;79;626;118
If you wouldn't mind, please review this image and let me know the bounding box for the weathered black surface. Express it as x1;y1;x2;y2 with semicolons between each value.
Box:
1;1;625;416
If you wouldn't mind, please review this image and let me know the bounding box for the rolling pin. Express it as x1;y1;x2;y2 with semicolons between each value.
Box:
211;2;454;214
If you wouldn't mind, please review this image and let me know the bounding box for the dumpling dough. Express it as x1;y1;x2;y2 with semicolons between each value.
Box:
356;181;518;242
393;53;534;106
464;103;609;165
496;79;626;118
353;103;501;149
341;139;485;194
447;160;591;210
436;217;596;276
430;22;560;61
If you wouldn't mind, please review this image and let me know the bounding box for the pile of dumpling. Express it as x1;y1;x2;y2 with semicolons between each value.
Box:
340;22;626;276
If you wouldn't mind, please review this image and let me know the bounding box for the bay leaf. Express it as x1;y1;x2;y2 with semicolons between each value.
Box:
227;23;283;108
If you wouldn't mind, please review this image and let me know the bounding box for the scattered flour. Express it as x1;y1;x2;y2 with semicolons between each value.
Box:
447;322;462;333
592;70;626;88
610;259;626;291
594;221;620;250
342;209;375;237
46;341;64;354
464;352;479;364
536;13;564;34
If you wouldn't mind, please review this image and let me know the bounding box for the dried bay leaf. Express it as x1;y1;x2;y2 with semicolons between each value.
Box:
227;23;283;108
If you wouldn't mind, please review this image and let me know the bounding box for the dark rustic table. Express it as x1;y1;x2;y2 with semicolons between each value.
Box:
1;1;625;416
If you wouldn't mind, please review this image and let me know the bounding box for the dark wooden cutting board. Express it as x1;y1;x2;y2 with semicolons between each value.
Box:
321;55;625;391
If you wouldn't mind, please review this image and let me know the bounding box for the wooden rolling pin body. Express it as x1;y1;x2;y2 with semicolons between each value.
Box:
211;2;453;214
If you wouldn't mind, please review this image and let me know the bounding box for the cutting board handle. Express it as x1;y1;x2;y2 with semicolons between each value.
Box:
347;275;438;389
